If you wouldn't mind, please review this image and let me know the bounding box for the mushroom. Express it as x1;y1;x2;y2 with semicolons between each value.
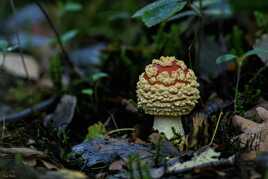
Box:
136;56;200;139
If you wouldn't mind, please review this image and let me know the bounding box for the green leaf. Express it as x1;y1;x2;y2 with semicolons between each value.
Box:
64;2;82;12
6;45;18;52
216;54;237;64
82;88;94;96
190;4;202;17
61;30;78;44
254;34;268;65
242;48;268;58
0;40;8;51
133;0;187;27
92;72;108;82
59;2;82;16
49;30;78;45
254;11;268;28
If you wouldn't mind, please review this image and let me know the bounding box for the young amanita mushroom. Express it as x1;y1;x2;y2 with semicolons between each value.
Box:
136;56;200;139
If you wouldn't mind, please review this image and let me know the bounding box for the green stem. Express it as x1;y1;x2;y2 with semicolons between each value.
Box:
234;60;242;113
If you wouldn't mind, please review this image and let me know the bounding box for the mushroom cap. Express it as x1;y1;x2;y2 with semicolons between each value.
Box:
136;56;200;117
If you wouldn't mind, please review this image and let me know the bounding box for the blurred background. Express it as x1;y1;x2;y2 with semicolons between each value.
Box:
1;1;268;178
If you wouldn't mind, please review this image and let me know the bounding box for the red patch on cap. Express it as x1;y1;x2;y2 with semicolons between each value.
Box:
143;60;190;87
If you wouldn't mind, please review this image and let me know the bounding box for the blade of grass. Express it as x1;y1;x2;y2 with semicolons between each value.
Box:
209;112;223;146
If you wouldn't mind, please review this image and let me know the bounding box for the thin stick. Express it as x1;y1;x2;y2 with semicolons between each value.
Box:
209;112;223;145
0;96;57;123
106;128;135;136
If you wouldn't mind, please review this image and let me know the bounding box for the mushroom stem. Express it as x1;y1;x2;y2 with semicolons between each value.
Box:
153;116;184;139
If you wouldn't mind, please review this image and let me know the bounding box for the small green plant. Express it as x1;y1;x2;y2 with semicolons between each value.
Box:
230;26;244;56
216;48;268;113
127;154;151;179
133;0;232;27
255;11;268;28
57;128;70;146
85;122;107;141
254;11;268;35
81;88;94;96
153;134;165;166
81;72;108;99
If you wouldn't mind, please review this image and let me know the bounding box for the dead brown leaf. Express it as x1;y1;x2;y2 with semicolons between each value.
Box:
232;107;268;159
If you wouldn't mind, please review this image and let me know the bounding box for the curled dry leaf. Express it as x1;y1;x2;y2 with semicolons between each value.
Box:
244;99;268;121
232;115;258;132
256;107;268;121
232;107;268;153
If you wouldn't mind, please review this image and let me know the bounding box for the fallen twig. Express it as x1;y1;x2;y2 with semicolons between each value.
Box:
0;96;58;123
106;128;135;137
0;147;46;158
232;107;268;152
